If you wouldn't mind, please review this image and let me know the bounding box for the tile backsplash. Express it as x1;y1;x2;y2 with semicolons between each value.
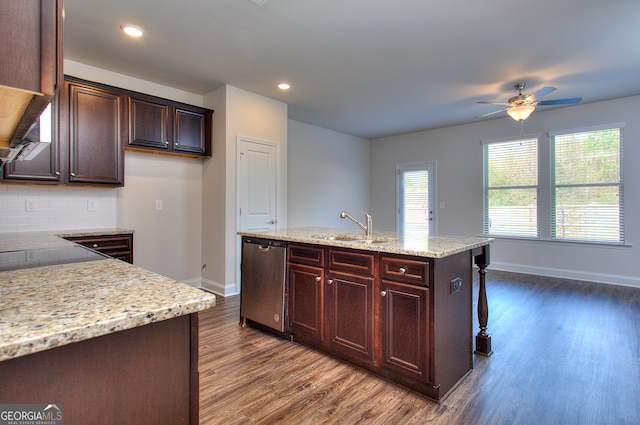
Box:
0;184;117;233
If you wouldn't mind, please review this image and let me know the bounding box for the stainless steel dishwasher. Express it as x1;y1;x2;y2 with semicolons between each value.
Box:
240;237;287;332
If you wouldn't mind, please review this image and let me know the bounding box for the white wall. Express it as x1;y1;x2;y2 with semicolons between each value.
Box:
0;184;116;232
117;152;203;285
371;96;640;287
201;85;288;296
287;120;370;228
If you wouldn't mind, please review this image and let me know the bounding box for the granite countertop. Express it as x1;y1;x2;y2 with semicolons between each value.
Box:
239;227;493;258
0;230;216;362
0;228;134;252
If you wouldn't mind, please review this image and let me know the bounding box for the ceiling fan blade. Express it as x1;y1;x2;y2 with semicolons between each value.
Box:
528;86;556;101
477;101;510;106
536;97;582;106
475;108;507;119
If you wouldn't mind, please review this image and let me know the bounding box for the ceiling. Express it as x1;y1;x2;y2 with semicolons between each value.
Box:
63;0;640;139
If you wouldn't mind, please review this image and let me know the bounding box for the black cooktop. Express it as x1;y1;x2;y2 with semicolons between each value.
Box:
0;245;109;271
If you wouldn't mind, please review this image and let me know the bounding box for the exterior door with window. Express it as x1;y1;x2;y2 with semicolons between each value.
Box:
397;162;436;235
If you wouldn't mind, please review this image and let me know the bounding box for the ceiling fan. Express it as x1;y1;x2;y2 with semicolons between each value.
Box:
477;83;582;121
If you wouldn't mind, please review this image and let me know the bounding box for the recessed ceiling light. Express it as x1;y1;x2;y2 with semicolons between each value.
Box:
278;83;290;90
121;24;144;38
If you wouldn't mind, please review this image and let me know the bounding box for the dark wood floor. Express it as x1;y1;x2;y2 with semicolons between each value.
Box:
198;271;640;424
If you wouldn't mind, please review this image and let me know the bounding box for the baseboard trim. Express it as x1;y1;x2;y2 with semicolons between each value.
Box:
200;278;238;297
489;261;640;288
180;278;202;288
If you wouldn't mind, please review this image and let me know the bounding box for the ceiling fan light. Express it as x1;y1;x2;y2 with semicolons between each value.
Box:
507;105;535;121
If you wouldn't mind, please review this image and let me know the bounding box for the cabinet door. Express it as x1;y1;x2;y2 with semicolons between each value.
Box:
2;98;60;183
288;263;325;343
128;97;169;150
380;280;431;384
173;107;208;155
326;271;375;364
68;82;124;186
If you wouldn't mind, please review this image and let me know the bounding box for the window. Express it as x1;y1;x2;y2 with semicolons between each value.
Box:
397;162;435;235
483;138;539;238
483;125;624;244
551;128;623;243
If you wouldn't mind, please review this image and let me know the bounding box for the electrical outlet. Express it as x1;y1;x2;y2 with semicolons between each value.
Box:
25;199;37;212
450;278;463;295
87;200;97;212
155;200;163;210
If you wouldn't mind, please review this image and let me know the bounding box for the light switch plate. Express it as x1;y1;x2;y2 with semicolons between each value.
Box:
155;200;163;210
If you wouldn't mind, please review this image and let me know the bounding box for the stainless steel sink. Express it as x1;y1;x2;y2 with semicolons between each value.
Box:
310;234;395;244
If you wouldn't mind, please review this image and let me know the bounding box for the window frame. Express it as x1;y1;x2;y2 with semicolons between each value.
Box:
482;123;625;245
482;136;540;239
549;124;625;244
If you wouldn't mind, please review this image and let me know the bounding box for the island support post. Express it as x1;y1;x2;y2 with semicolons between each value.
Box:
473;245;492;356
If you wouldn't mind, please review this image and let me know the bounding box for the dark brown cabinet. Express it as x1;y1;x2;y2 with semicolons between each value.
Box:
288;263;325;343
2;98;61;182
287;245;376;366
0;0;63;147
3;75;212;185
288;245;325;344
2;77;126;186
281;242;473;402
326;250;376;366
127;93;212;157
380;281;429;380
65;78;125;186
64;233;133;264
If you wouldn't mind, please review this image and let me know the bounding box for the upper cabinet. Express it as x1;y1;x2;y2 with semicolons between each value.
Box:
127;93;212;157
0;0;63;148
1;74;212;185
2;77;126;186
64;77;125;186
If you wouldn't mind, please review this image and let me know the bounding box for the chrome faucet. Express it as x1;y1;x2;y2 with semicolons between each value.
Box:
340;211;372;237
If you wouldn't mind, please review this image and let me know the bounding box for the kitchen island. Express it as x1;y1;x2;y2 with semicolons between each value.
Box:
239;227;492;401
0;231;216;425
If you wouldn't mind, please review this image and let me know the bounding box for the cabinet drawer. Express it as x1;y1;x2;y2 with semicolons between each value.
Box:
380;256;429;286
288;244;325;267
329;249;375;276
64;234;133;264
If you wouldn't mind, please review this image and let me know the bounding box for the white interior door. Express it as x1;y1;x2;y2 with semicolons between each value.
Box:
238;138;279;232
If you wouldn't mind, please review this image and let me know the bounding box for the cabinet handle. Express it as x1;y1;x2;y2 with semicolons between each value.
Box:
327;279;333;285
315;276;321;282
380;290;387;297
92;244;99;248
55;171;60;176
70;172;76;177
399;267;406;274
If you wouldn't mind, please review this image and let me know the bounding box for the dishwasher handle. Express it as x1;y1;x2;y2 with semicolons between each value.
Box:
244;238;287;250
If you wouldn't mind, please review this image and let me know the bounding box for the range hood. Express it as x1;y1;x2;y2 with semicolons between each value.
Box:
0;103;52;165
